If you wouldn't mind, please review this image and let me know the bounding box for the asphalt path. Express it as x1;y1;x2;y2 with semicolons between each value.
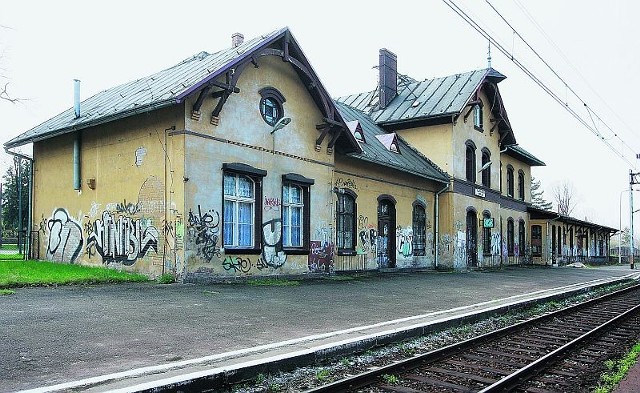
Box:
1;265;635;392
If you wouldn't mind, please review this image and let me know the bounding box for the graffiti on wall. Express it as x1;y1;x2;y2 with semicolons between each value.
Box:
334;177;358;190
187;205;221;261
262;219;286;268
309;240;334;273
46;208;84;263
397;225;413;258
114;199;141;215
263;197;281;211
357;215;376;255
86;211;159;265
491;233;501;256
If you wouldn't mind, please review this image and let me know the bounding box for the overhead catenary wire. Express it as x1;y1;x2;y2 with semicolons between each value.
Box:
513;0;640;144
441;0;636;168
485;0;638;163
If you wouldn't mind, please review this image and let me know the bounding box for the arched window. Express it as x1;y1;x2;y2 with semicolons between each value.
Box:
507;218;515;256
482;211;492;256
481;149;491;188
412;203;426;256
465;141;476;183
336;190;357;255
506;165;514;198
518;170;525;201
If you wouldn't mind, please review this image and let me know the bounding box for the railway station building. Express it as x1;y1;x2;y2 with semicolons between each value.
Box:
5;27;616;280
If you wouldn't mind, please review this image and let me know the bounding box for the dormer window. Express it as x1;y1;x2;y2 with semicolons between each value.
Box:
346;120;366;143
376;133;401;154
473;104;483;130
259;87;286;126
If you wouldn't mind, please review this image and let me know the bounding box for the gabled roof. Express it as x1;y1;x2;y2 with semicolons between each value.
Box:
6;27;361;154
503;145;545;166
335;101;449;184
336;68;516;145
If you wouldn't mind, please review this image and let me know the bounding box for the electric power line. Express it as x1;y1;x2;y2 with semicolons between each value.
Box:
441;0;636;168
485;0;638;164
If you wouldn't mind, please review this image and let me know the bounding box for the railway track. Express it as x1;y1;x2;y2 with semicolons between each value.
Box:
306;284;640;393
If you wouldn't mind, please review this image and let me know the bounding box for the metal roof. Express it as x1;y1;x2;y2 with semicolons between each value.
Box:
528;206;617;233
5;28;290;149
337;68;506;124
335;101;449;184
504;145;545;167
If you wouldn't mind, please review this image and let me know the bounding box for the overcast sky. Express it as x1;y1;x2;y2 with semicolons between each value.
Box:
1;0;638;234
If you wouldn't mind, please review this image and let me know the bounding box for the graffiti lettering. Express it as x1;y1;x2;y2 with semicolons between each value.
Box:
46;208;83;263
262;219;286;268
222;256;251;273
308;240;334;273
334;177;358;191
397;226;413;258
86;211;159;265
114;199;141;215
263;197;281;211
187;205;221;261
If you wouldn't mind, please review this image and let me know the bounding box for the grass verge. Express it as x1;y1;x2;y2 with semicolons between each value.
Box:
0;288;15;295
0;260;148;288
594;341;640;393
246;278;300;287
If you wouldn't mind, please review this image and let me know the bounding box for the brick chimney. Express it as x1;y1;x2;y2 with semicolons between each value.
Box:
378;48;397;110
232;33;244;48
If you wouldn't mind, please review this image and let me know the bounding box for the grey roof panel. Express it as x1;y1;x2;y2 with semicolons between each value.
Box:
335;101;449;184
6;28;287;148
336;68;495;124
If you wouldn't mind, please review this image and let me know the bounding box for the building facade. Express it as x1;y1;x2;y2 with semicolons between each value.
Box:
5;28;615;280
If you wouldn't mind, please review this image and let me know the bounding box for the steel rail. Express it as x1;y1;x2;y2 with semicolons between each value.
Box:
303;283;640;393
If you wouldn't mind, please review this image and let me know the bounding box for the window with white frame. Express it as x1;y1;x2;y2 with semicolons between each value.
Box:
223;173;256;248
282;183;303;248
222;163;266;253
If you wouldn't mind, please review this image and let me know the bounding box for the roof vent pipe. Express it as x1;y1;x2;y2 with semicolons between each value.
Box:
232;33;244;48
74;79;81;119
378;48;397;110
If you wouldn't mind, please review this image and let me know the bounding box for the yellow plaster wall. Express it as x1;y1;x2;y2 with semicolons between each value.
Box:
334;156;440;270
499;153;532;202
32;106;185;277
179;55;336;277
397;123;453;174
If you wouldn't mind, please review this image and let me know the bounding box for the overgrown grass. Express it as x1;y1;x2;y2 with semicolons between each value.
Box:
0;253;25;261
0;260;149;288
1;244;18;250
594;341;640;393
0;288;15;295
246;278;300;287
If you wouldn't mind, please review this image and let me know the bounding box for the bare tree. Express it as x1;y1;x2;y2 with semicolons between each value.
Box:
0;24;20;104
552;181;577;216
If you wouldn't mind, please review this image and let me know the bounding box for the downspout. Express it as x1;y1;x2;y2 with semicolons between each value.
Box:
434;182;450;269
4;148;34;260
73;79;81;191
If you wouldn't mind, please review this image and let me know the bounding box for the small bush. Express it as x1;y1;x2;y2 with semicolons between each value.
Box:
157;273;175;284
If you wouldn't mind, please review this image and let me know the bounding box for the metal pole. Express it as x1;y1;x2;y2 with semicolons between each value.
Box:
630;170;635;269
17;157;22;256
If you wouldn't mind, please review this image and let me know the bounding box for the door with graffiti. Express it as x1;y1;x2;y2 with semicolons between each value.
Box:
377;199;396;268
466;210;478;267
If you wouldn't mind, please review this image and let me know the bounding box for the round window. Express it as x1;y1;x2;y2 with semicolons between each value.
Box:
260;97;282;126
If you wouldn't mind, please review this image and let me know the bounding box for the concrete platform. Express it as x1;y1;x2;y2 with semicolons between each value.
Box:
2;265;639;392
